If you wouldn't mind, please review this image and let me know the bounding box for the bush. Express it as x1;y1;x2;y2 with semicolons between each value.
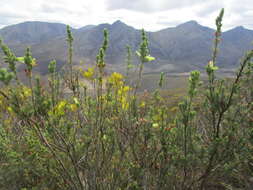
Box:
0;9;252;190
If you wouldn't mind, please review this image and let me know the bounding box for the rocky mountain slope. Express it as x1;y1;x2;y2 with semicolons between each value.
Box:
0;20;252;74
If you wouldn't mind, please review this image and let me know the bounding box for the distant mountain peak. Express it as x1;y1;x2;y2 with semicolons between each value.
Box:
16;21;66;26
0;21;68;45
112;20;126;26
177;20;199;27
226;26;251;34
233;26;245;30
77;25;95;31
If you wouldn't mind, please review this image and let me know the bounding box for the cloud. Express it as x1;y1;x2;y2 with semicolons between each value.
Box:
0;2;31;28
0;0;252;31
105;0;206;12
195;1;224;17
156;20;181;27
220;0;253;29
0;0;107;28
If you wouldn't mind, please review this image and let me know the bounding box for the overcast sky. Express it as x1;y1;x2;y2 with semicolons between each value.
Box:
0;0;252;31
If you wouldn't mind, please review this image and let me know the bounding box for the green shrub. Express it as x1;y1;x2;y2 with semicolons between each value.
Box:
0;9;252;190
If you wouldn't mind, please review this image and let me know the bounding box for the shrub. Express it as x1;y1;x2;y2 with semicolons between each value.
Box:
0;9;252;190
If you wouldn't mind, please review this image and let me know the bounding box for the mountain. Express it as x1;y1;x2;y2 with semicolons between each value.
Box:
149;21;215;71
0;21;73;61
219;26;253;66
77;25;96;32
0;21;69;45
25;20;143;74
0;20;252;74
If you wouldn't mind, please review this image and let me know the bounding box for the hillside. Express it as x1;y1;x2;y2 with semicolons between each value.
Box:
0;20;252;74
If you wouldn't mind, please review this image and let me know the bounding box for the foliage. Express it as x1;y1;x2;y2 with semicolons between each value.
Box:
0;9;253;190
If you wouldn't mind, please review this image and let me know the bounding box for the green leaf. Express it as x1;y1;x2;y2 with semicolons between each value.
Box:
17;57;24;63
212;66;219;71
144;55;155;62
136;51;141;57
0;68;14;85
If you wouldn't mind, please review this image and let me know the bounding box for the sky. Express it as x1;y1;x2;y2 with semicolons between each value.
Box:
0;0;252;31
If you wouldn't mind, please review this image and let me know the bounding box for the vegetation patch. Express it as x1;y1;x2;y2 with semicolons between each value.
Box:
0;9;252;190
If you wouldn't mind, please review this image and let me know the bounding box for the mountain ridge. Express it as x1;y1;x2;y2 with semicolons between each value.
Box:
0;20;252;74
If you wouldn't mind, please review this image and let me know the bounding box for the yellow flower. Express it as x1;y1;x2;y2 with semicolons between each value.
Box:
7;106;14;114
58;101;67;109
69;104;78;112
108;72;123;86
55;100;68;116
117;85;131;110
140;101;146;107
122;85;130;92
83;67;95;79
68;97;80;112
23;86;32;97
121;97;129;110
118;85;130;96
